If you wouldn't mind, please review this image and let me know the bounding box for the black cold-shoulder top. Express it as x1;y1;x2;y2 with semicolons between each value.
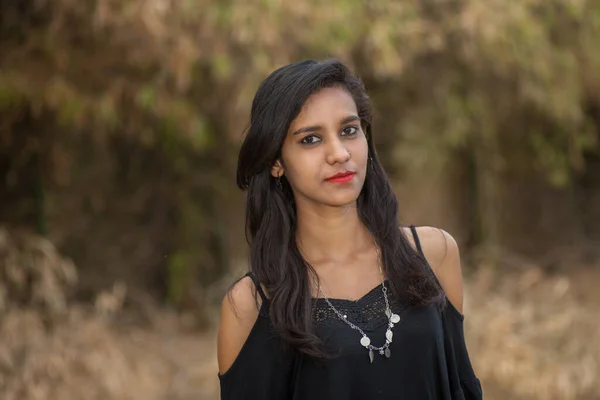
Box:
218;226;483;399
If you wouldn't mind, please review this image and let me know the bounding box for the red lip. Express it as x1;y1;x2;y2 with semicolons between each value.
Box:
325;171;356;183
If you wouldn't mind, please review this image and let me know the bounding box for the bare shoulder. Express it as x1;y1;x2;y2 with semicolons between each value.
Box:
217;276;262;375
403;226;464;314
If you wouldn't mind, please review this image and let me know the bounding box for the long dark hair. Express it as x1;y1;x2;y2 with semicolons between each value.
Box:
236;59;445;358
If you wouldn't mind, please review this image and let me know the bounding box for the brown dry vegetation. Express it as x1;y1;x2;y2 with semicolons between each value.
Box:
468;266;600;399
0;307;219;400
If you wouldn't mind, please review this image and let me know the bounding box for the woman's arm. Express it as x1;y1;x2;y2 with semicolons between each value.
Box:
217;276;294;400
217;276;261;375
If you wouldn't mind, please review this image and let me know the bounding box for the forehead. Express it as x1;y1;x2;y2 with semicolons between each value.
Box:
290;86;358;127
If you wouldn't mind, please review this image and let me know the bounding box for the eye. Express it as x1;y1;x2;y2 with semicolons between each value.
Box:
342;126;359;136
300;134;321;145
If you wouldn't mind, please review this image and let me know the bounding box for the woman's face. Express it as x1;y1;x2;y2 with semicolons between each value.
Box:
272;86;369;208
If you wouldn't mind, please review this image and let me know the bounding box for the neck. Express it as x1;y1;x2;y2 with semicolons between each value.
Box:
295;201;374;265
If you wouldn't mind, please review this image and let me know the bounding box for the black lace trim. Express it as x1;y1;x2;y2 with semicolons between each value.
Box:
312;281;406;332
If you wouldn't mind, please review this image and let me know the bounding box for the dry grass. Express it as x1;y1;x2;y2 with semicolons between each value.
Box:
0;267;598;399
0;307;219;400
466;266;600;400
0;227;77;317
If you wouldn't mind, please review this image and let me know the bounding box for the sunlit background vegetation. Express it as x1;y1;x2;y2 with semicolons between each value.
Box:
1;1;599;399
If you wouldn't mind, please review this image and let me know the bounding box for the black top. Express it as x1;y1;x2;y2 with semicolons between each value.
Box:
219;226;483;399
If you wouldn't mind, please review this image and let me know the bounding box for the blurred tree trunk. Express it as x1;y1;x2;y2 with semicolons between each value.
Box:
470;98;501;268
577;102;600;240
0;109;48;234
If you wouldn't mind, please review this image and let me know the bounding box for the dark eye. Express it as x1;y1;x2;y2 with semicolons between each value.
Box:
342;126;359;136
300;135;321;145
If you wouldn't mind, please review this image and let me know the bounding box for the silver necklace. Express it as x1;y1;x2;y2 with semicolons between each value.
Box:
316;247;401;363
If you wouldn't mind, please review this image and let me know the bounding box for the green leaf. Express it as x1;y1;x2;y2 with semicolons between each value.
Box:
136;86;156;111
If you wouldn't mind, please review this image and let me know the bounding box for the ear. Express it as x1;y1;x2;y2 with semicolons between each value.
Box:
271;160;284;178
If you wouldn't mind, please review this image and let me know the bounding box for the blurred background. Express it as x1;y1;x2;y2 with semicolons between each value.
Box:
1;0;599;399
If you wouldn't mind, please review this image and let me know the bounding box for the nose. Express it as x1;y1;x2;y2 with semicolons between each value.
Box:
326;138;351;165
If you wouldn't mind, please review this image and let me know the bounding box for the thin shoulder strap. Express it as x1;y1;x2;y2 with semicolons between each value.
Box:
245;272;268;304
409;225;424;256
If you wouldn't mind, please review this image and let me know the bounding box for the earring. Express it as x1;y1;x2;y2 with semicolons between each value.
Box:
276;175;283;190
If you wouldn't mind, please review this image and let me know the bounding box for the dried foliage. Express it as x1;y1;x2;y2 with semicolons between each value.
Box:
466;266;600;399
0;307;218;400
1;0;598;177
0;227;77;317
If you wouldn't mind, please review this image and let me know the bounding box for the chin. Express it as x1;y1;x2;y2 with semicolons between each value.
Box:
323;192;361;207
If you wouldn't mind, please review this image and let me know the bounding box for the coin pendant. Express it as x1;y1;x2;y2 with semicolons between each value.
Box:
360;336;371;348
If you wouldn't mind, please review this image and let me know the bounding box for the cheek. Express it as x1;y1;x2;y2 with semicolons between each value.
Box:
284;152;320;185
280;143;314;183
350;137;369;164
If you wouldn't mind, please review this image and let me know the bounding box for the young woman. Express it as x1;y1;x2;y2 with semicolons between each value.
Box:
217;59;482;399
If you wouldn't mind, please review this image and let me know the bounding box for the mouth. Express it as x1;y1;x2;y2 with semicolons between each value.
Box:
325;171;356;183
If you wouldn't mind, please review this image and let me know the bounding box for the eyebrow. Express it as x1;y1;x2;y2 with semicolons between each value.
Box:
291;115;361;136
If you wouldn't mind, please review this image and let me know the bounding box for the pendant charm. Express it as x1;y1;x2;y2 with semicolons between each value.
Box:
379;349;384;355
369;349;374;363
360;336;371;348
390;314;400;324
385;308;391;318
385;347;391;358
385;330;393;342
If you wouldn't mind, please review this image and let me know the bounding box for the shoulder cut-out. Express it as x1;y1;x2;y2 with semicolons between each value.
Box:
407;226;464;314
217;276;262;375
